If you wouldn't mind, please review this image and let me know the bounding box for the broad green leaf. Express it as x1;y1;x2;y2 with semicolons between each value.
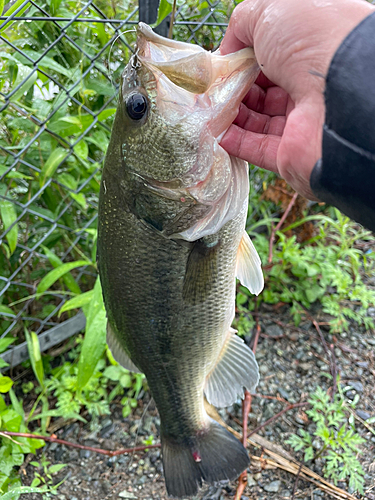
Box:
92;22;107;45
39;56;74;79
59;289;94;315
0;486;49;500
59;116;82;126
85;80;114;96
0;358;9;368
0;199;18;255
0;0;4;16
0;337;14;353
39;148;67;187
0;375;13;393
103;365;121;381
74;140;88;160
57;173;87;209
0;304;16;318
25;330;44;388
156;0;173;25
31;477;41;487
0;0;30;33
8;388;24;420
85;130;108;152
42;245;81;295
0;165;32;180
97;108;116;121
48;463;68;474
29;409;86;423
10;64;37;102
77;277;107;389
48;118;81;137
0;394;6;412
36;260;90;294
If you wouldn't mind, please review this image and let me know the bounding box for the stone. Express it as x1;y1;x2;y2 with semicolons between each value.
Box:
357;361;369;368
277;388;289;400
136;475;147;485
265;324;283;337
101;481;111;495
280;490;291;498
289;333;299;341
79;449;91;459
356;410;371;420
247;474;257;487
298;362;312;374
346;390;355;400
295;415;306;425
349;381;364;392
118;491;137;499
259;365;269;375
263;480;281;492
55;446;64;462
100;423;115;438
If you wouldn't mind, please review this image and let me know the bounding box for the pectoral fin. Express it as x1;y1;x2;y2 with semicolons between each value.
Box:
236;230;264;295
106;323;143;373
182;236;220;305
204;329;259;408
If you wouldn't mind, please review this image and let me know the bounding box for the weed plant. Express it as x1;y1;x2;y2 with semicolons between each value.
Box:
287;385;366;494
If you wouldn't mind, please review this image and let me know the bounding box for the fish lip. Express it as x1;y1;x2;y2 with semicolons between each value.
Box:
136;22;199;51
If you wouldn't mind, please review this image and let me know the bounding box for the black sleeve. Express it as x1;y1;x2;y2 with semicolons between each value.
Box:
310;11;375;232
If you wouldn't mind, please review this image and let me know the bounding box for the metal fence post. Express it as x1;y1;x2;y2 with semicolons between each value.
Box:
138;0;169;37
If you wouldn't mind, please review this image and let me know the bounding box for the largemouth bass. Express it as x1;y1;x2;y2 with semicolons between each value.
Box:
98;23;263;498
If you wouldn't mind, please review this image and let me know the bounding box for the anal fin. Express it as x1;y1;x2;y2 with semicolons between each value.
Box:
106;322;143;373
204;329;259;408
236;230;264;295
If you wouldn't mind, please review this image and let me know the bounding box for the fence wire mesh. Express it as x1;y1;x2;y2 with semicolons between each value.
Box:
0;0;270;367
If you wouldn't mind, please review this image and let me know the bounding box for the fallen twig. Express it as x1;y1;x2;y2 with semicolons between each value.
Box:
235;311;261;499
301;305;338;399
344;403;375;436
291;462;303;500
1;431;160;457
235;391;252;500
250;393;290;402
247;402;308;438
268;191;298;263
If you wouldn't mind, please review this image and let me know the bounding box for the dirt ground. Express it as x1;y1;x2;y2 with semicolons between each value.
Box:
23;303;375;500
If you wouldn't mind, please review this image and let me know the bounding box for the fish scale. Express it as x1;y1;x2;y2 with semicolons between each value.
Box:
98;23;263;497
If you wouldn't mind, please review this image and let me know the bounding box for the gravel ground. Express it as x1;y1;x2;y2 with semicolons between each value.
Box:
23;304;375;500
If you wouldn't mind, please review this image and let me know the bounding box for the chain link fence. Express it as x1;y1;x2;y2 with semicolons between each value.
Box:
0;0;269;369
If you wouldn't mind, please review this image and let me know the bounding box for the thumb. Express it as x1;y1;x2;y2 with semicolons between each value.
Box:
278;98;324;200
220;0;261;55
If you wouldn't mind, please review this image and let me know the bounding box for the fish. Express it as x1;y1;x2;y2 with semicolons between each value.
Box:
97;23;263;498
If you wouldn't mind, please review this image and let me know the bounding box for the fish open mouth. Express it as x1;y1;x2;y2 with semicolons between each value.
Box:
135;22;260;136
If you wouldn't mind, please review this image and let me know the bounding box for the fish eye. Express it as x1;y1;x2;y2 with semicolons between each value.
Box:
126;93;148;121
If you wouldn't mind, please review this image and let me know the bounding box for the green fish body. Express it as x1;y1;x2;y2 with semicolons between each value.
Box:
98;24;263;498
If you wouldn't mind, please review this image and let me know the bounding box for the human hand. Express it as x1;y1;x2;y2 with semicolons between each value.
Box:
220;0;374;199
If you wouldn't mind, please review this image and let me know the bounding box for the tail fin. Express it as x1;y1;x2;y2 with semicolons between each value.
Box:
162;420;249;498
